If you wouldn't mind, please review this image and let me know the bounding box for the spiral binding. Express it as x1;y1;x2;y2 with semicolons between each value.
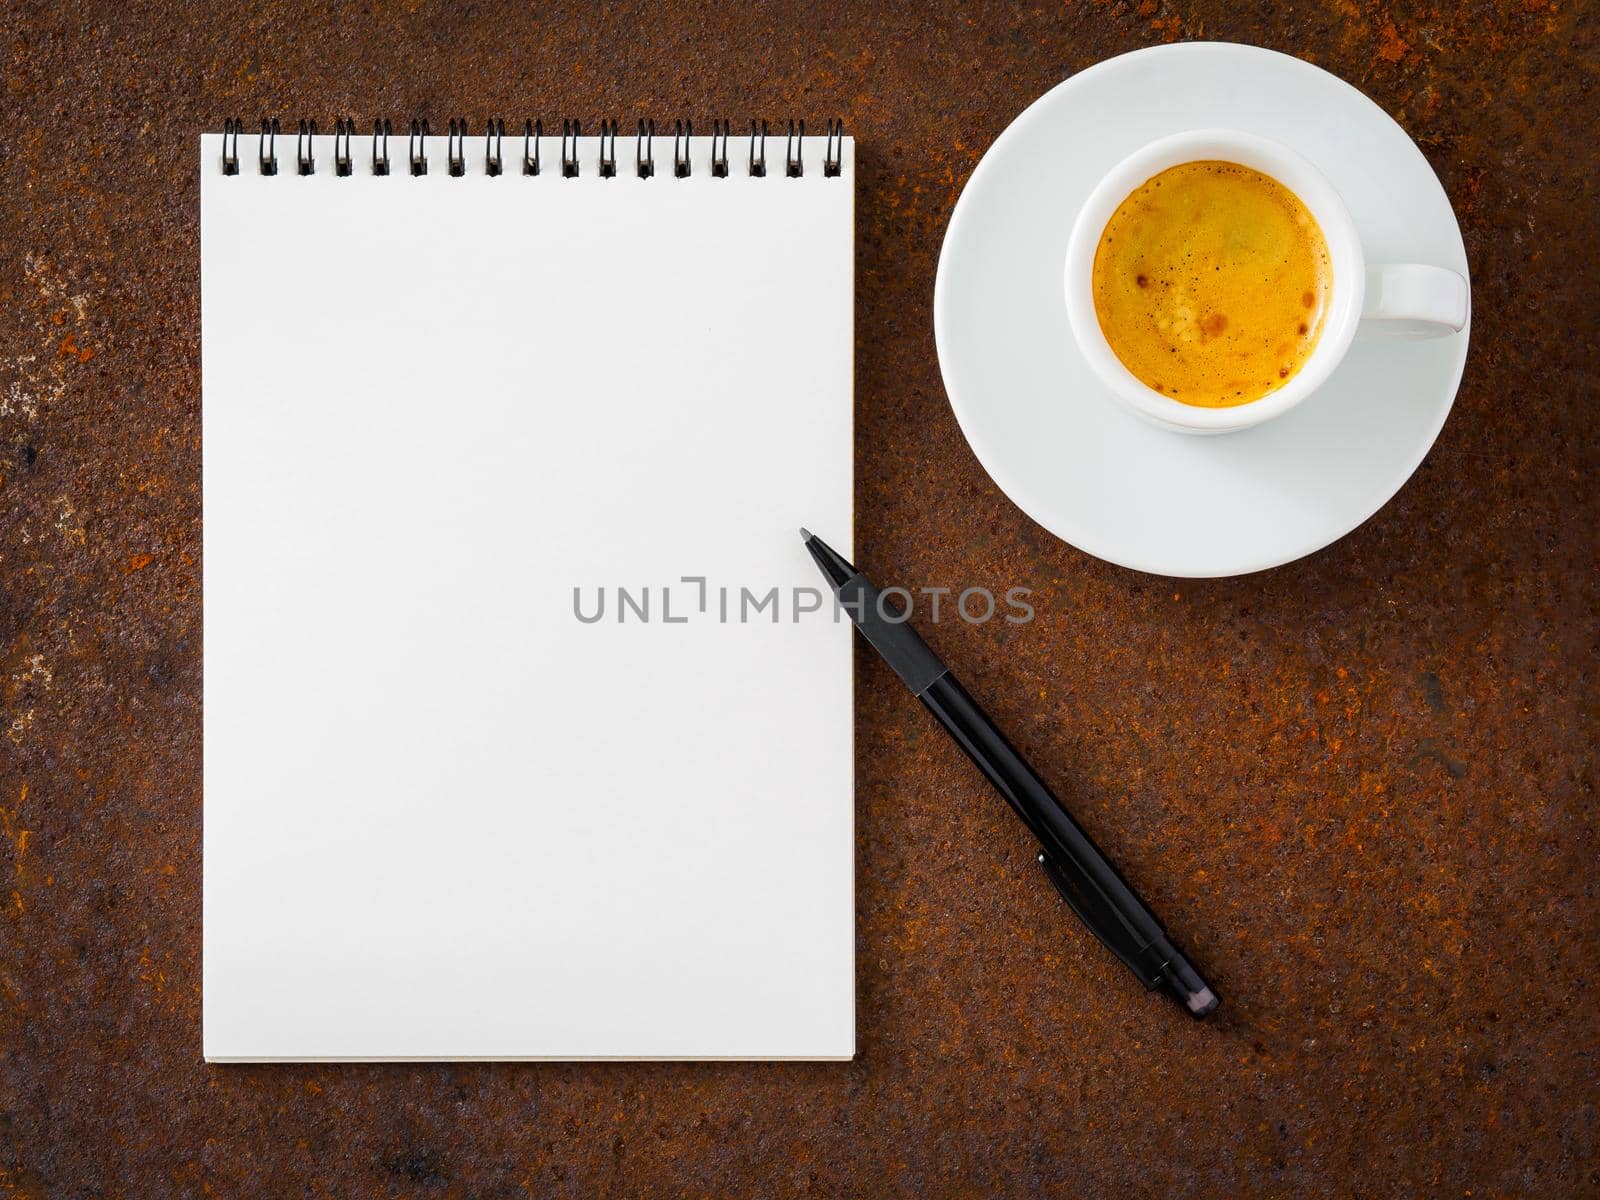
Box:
785;120;804;178
333;118;354;176
372;119;392;176
447;119;467;177
750;120;768;177
711;120;730;178
561;120;580;177
258;117;280;175
485;118;505;177
637;119;655;178
219;117;845;179
222;118;242;174
409;119;429;176
824;119;844;177
523;119;541;176
296;119;317;175
674;120;692;178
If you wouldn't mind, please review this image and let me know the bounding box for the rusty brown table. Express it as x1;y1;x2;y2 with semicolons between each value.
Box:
2;1;1596;1194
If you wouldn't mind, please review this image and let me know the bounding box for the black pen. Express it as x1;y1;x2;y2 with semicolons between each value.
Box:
801;529;1220;1019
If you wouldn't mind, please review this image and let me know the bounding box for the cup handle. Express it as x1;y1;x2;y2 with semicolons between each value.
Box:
1358;264;1469;339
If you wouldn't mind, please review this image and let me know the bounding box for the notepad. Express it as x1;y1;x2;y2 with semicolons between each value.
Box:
201;120;854;1061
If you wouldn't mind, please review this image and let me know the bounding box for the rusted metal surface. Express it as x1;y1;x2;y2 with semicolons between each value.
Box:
1;0;1596;1194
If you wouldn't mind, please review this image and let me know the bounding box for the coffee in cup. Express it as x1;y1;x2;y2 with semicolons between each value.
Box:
1090;161;1331;408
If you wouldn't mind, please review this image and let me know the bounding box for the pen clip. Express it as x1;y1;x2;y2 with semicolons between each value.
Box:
1037;852;1166;988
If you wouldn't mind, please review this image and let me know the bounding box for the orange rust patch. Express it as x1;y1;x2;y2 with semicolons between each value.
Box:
1377;18;1410;63
58;332;95;363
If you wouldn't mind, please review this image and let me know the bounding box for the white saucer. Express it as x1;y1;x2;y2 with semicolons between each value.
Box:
934;43;1470;577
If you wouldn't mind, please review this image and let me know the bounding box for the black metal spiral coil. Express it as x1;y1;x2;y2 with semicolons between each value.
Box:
221;118;844;180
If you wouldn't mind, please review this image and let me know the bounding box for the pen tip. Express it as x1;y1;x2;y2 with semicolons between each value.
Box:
798;527;813;542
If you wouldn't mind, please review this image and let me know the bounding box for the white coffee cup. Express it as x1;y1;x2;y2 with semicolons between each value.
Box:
1063;128;1469;435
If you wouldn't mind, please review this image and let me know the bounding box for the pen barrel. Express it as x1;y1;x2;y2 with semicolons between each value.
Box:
918;672;1172;958
834;572;948;695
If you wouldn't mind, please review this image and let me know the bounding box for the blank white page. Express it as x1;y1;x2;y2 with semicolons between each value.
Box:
201;130;854;1061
